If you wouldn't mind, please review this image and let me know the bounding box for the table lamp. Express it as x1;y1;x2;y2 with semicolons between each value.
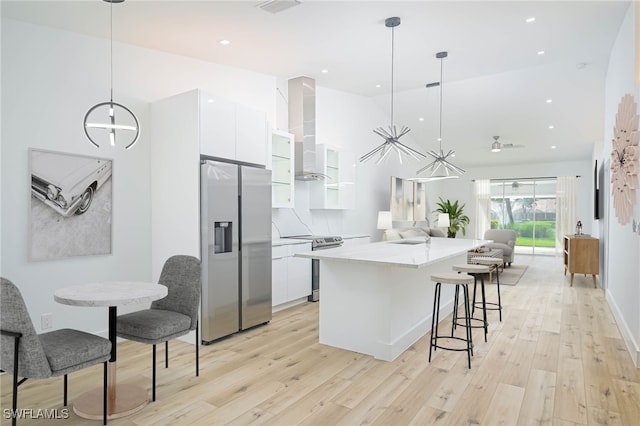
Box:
377;211;393;230
438;213;450;232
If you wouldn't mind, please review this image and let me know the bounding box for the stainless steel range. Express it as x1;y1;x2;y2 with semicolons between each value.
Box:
284;235;343;301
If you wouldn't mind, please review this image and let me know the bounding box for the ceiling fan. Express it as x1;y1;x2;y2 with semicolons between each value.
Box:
491;136;524;152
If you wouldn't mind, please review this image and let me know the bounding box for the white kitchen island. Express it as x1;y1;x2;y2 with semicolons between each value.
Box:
296;237;490;361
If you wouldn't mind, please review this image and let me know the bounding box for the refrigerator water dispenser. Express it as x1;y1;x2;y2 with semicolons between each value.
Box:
214;221;232;253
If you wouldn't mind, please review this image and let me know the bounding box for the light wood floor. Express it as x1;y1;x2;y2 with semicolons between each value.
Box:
3;255;640;425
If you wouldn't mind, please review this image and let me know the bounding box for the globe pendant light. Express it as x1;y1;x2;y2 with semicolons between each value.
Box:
359;17;426;165
83;0;140;150
415;51;464;179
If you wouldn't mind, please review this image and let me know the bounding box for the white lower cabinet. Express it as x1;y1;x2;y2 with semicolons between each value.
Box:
272;242;312;311
286;245;312;301
272;246;289;306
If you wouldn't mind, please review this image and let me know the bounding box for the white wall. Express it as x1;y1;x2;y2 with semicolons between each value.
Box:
1;18;274;335
599;3;640;366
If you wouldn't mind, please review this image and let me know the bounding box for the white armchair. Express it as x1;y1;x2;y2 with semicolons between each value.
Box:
484;229;517;266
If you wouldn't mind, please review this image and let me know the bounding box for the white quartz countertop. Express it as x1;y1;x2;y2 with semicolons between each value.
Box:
295;238;491;269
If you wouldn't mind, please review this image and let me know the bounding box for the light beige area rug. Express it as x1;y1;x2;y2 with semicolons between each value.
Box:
490;264;528;286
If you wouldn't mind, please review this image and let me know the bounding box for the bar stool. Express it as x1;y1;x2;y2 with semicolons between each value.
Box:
470;256;504;321
429;272;475;369
452;263;490;342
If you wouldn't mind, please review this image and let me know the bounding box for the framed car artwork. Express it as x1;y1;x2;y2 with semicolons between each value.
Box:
29;148;113;261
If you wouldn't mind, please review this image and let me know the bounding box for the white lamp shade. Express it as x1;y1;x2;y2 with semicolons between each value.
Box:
377;211;393;229
438;213;450;228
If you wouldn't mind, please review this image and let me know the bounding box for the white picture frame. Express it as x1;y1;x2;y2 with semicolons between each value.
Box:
29;148;113;261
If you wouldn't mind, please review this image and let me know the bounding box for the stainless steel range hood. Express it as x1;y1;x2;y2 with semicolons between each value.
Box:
288;76;325;180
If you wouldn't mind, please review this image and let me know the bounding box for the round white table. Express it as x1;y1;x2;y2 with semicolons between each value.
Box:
54;281;167;420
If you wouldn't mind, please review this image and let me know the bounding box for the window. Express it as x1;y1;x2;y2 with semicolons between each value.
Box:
490;179;557;255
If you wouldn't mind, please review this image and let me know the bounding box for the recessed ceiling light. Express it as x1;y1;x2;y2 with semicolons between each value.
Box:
419;117;424;121
551;145;557;149
548;125;555;129
537;50;545;55
219;39;231;45
546;99;553;103
321;69;328;74
525;17;536;23
207;99;215;103
375;84;381;88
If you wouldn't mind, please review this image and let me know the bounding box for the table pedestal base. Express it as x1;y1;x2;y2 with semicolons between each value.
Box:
73;384;148;420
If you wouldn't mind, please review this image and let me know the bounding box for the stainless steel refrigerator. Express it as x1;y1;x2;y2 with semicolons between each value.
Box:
200;159;272;343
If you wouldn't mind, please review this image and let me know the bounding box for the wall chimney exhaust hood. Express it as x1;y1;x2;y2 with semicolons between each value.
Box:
288;76;326;180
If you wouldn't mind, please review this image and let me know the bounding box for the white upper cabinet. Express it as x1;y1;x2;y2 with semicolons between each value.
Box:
270;130;295;208
197;90;267;165
236;104;267;166
200;95;236;160
310;144;356;210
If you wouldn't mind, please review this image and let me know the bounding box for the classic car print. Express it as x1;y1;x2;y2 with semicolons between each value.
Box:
31;150;112;217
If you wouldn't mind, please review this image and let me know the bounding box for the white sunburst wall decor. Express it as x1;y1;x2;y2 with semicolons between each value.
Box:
610;94;639;225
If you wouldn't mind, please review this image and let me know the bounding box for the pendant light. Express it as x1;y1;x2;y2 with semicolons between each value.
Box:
414;51;464;179
359;17;426;165
83;0;140;150
491;136;502;152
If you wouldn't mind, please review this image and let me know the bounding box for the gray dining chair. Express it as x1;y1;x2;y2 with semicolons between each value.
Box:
0;278;112;426
116;255;201;401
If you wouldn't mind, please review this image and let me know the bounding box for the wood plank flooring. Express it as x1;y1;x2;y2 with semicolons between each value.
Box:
2;255;639;425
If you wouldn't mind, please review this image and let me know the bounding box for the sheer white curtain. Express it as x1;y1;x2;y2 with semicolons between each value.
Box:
474;179;492;239
555;176;577;255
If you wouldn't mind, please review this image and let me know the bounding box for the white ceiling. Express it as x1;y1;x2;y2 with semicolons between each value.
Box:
2;0;631;168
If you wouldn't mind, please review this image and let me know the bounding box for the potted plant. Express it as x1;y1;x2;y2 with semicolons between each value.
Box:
434;197;470;238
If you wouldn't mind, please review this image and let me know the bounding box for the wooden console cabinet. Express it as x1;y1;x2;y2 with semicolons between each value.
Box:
563;235;599;287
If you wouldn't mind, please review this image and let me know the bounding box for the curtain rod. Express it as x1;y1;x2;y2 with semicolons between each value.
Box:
471;175;580;182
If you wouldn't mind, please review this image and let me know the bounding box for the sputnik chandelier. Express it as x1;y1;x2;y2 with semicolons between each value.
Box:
359;17;426;164
415;51;464;179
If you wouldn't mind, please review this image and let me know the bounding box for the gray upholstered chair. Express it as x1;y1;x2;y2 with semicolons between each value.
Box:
484;229;517;266
116;255;201;401
0;278;111;426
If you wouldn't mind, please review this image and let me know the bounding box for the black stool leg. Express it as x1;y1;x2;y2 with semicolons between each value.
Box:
451;284;459;334
429;282;441;361
471;274;478;315
479;274;488;342
462;283;472;368
495;262;503;321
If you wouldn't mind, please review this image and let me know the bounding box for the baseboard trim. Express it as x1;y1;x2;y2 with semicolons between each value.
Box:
606;290;640;368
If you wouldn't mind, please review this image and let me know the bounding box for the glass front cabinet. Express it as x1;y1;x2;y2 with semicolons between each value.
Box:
310;144;356;210
271;130;295;208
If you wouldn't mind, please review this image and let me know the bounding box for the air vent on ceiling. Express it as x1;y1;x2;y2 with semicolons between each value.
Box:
256;0;301;14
